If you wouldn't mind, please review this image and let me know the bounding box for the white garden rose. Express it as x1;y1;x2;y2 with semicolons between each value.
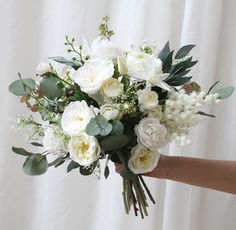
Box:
135;117;167;149
117;55;128;75
68;133;101;167
61;101;95;135
128;145;160;174
148;105;163;120
36;62;52;75
100;104;122;120
91;37;123;59
138;88;159;110
42;125;68;156
101;78;123;98
126;51;171;91
72;59;114;94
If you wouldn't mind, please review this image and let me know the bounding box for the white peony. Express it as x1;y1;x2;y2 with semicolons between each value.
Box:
100;104;122;120
68;133;101;167
36;62;53;75
101;78;123;98
128;145;160;174
135;117;167;149
61;101;95;135
90;37;123;59
138;88;159;110
72;59;114;94
126;51;171;91
42;125;68;156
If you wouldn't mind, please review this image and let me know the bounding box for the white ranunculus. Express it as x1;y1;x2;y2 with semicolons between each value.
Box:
100;104;122;120
91;37;123;59
126;51;171;91
117;55;128;75
135;117;167;149
101;78;123;98
148;105;163;120
36;62;53;75
68;133;101;167
128;145;160;174
72;59;114;94
138;88;159;110
61;101;95;135
42;125;68;156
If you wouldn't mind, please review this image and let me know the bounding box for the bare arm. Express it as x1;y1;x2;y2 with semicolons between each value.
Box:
116;155;236;194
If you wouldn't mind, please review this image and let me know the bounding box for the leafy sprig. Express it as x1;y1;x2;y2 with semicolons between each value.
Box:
99;16;114;40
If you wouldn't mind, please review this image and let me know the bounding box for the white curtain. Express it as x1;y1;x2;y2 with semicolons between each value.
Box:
1;0;236;229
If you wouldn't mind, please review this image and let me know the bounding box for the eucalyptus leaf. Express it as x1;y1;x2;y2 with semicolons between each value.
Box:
175;45;195;59
110;120;124;135
214;86;234;100
67;160;80;173
48;157;64;167
48;56;80;70
86;118;101;136
23;154;48;176
9;78;35;96
12;147;32;156
31;142;43;147
95;115;112;136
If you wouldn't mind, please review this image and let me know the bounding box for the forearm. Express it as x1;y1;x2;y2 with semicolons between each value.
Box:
150;155;236;194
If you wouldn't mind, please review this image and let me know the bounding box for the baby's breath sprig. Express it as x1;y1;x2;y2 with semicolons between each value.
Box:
99;16;115;40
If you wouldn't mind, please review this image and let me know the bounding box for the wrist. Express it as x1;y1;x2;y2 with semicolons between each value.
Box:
152;154;170;179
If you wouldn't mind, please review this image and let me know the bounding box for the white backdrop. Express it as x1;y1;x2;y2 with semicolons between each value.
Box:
1;0;236;229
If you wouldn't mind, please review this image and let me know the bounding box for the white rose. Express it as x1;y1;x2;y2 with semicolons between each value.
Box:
101;78;123;98
100;104;122;120
117;56;128;75
126;51;171;91
135;117;167;149
36;62;53;75
42;125;68;156
128;145;160;174
138;88;159;110
148;105;163;120
61;101;95;135
91;37;123;59
68;133;101;167
72;59;114;94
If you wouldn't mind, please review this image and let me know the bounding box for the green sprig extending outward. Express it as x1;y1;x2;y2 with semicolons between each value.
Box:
99;16;115;40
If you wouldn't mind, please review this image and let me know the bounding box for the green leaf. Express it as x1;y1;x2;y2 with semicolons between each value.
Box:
110;120;124;135
48;157;64;167
120;169;136;180
86;118;101;136
23;154;48;176
158;41;170;62
175;45;195;59
48;56;80;70
104;166;110;179
215;86;235;100
67;160;80;173
9;78;35;96
95;115;112;136
40;76;63;100
162;51;174;73
165;76;192;86
196;111;216;118
100;134;131;151
31;142;43;147
12;147;32;156
79;164;96;176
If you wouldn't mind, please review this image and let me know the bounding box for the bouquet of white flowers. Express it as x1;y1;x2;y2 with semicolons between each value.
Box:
9;16;234;218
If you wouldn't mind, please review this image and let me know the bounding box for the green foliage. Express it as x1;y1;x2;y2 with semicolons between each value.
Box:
196;111;216;118
23;154;48;176
158;41;170;62
104;166;110;179
12;147;32;156
99;16;114;40
175;45;195;59
162;51;174;73
9;78;35;96
67;160;80;173
79;165;95;176
30;142;43;147
100;134;131;151
165;76;192;86
120;169;136;180
48;157;65;167
40;75;63;100
215;86;234;100
110;120;124;135
48;56;80;70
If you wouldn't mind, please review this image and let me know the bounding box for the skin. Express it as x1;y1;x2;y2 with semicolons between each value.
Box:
115;155;236;195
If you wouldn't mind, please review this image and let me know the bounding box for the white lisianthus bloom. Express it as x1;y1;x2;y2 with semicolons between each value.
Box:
101;78;123;98
61;101;95;135
68;133;101;167
72;59;114;94
100;104;122;120
117;55;128;75
148;105;163;120
36;62;53;75
128;145;160;174
42;125;68;156
90;37;123;59
126;51;171;91
135;117;167;149
138;88;159;110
